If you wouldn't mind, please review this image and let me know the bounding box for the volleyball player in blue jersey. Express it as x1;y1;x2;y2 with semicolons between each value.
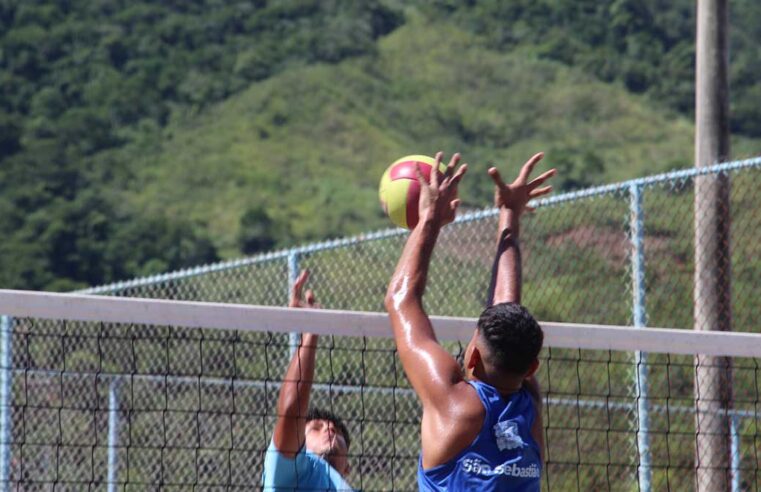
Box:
385;152;555;491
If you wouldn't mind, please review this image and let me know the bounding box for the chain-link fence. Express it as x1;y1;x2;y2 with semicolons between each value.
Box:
2;157;760;490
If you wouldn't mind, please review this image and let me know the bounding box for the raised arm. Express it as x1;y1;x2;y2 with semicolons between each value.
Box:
384;152;468;410
272;270;320;457
487;153;555;306
487;153;555;463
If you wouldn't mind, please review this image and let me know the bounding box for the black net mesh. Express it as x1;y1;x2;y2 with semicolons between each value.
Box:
2;159;760;491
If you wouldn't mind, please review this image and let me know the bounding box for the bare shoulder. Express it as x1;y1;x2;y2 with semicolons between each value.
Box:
425;382;483;432
456;381;487;417
523;377;546;462
523;377;542;409
420;381;485;468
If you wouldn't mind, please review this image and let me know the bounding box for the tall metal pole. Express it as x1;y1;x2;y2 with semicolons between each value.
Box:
730;415;741;492
630;184;652;491
694;0;733;490
0;315;12;489
107;380;120;492
287;253;301;356
629;184;653;492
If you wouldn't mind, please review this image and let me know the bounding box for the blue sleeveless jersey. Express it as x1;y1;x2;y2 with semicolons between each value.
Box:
417;381;542;491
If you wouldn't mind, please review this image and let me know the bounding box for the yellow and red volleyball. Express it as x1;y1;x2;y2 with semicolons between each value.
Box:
379;155;447;230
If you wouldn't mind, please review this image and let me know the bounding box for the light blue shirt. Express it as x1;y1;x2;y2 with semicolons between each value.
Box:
262;440;354;491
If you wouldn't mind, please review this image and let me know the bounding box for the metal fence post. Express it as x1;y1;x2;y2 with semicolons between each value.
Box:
107;379;120;492
0;315;12;489
630;184;652;491
287;253;301;355
731;413;740;492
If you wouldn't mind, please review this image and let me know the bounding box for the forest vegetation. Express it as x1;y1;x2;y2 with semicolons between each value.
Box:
1;0;760;291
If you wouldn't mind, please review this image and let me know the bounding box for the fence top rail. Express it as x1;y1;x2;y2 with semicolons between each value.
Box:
78;156;761;296
2;289;760;358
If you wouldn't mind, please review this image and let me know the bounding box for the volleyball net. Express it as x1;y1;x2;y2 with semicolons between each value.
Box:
0;156;758;491
1;290;760;491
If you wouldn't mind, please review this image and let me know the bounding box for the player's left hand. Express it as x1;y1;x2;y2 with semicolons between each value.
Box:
489;152;556;216
289;269;320;309
289;269;320;346
416;151;468;227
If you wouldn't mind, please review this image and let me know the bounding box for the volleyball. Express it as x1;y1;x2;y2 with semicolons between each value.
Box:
379;155;447;230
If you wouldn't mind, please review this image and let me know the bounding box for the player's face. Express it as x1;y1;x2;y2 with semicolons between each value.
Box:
304;418;348;458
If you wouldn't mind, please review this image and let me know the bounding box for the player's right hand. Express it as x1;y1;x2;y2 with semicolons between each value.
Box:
416;151;468;227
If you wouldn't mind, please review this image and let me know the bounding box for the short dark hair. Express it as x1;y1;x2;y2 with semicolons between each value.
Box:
306;407;351;450
477;302;543;375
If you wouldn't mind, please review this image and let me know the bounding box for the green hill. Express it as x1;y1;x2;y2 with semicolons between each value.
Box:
126;17;759;257
1;0;760;290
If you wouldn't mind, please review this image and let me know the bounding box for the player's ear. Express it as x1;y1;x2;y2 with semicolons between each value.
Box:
525;358;540;378
466;346;481;370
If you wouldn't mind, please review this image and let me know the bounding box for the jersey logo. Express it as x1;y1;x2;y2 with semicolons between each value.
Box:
493;420;525;451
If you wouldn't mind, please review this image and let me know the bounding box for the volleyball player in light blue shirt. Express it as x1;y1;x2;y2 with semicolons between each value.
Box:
385;151;555;491
262;270;354;491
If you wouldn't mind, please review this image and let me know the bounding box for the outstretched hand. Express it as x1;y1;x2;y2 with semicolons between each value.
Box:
488;152;556;216
416;151;468;227
289;270;320;309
